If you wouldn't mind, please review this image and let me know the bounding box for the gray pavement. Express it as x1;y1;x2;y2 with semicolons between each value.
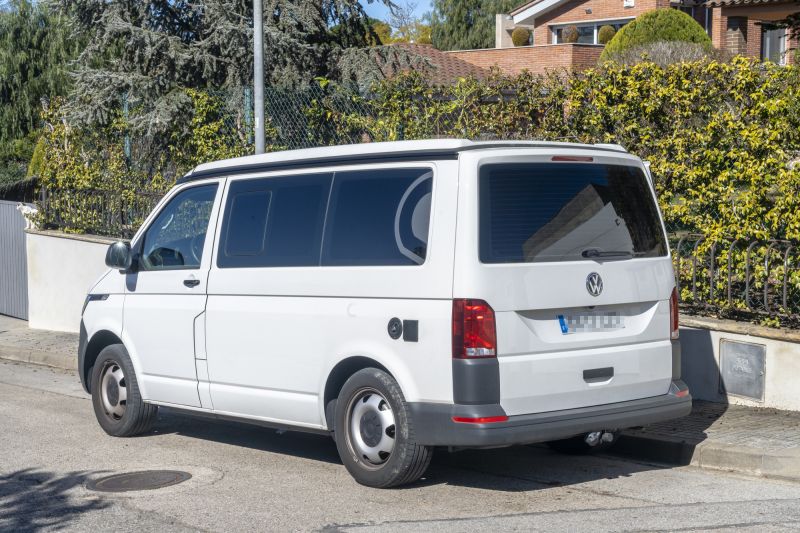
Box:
3;359;800;532
0;315;77;369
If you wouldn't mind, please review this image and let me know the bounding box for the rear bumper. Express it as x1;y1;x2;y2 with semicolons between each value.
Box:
409;380;691;448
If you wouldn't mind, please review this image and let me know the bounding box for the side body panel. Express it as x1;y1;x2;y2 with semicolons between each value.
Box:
204;161;458;429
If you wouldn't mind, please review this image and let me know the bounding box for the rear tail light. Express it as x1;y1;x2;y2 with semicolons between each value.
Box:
452;299;497;358
670;287;679;340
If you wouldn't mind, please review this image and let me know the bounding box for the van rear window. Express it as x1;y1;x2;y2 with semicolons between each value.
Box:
479;163;667;263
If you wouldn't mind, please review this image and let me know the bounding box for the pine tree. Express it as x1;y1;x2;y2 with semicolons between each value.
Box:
0;0;80;184
430;0;519;51
56;0;414;140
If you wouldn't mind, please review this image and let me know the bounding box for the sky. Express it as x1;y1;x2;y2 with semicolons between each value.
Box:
361;0;433;23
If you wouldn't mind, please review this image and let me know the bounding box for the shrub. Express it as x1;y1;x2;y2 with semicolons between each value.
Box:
511;27;531;47
598;25;616;45
606;40;722;66
562;25;579;44
601;9;711;60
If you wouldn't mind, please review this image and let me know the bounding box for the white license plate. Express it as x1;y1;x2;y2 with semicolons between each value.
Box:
558;312;624;334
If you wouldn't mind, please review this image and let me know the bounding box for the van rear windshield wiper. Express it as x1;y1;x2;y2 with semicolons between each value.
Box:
581;248;634;259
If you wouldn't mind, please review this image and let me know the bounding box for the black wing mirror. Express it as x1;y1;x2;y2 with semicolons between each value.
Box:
105;241;133;272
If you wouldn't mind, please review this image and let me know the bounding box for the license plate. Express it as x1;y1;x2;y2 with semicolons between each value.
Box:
558;312;624;334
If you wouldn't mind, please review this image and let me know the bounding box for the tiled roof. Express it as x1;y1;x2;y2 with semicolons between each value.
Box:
387;43;490;85
703;0;797;5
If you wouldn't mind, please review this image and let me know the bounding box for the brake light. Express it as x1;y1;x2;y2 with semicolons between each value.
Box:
551;155;594;162
670;287;679;340
452;299;497;358
452;415;509;424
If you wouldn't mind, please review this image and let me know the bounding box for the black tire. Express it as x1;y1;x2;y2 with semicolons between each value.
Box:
546;431;620;455
90;344;157;437
334;368;432;488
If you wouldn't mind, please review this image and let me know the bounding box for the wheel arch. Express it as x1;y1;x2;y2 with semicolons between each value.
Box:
81;330;124;393
322;356;393;431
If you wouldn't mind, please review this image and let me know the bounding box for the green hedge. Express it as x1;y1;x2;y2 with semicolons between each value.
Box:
601;9;711;60
329;58;800;244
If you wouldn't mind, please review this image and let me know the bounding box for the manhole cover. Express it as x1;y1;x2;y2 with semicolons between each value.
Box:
86;470;192;492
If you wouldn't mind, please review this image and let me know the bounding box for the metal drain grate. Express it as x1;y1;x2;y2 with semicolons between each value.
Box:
86;470;192;492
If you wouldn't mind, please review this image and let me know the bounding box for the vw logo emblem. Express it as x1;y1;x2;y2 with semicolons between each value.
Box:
586;272;603;297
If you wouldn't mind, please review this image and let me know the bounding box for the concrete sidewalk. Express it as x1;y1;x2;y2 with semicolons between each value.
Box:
0;315;77;370
618;401;800;481
1;313;799;483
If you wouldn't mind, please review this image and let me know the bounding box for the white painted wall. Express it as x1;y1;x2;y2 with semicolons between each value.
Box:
680;324;800;412
26;231;113;333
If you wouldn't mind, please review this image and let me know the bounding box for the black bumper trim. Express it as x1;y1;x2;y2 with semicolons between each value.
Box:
452;357;500;405
409;381;692;448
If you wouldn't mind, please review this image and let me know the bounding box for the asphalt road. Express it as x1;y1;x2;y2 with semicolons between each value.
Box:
2;360;800;533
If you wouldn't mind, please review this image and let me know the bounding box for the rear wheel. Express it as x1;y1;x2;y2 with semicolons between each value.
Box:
546;431;620;454
91;344;157;437
334;368;432;488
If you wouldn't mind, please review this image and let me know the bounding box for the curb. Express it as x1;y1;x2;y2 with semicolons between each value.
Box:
0;345;76;371
615;433;800;482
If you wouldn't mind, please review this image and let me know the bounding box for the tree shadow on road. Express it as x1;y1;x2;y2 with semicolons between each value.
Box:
0;469;110;532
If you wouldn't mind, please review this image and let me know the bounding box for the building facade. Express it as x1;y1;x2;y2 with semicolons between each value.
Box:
444;0;798;75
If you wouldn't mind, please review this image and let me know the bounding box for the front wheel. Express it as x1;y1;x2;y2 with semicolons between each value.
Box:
334;368;432;488
90;344;157;437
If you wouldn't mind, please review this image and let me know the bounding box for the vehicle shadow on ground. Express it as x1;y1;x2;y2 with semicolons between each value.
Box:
612;327;730;466
0;468;110;532
153;410;681;492
154;409;342;464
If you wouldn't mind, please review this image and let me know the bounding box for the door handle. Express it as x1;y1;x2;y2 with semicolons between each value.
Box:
183;278;201;288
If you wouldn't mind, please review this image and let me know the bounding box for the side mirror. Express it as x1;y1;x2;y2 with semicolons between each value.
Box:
105;241;133;272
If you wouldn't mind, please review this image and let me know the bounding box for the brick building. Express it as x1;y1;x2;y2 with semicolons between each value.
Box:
441;0;798;75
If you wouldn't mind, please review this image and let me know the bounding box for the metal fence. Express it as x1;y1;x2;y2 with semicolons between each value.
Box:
672;234;800;326
38;188;162;239
0;200;29;319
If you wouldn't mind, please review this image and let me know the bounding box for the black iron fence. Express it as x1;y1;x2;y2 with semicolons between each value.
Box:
38;188;162;239
672;234;800;326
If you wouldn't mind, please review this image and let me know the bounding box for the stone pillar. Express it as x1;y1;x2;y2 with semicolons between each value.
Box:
496;14;515;49
725;16;748;56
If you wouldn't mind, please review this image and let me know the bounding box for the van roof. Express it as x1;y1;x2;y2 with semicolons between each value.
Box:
182;139;630;183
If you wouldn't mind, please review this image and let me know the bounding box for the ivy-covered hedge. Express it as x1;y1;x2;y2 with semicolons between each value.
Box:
34;89;257;235
34;57;800;323
332;58;800;243
328;57;800;324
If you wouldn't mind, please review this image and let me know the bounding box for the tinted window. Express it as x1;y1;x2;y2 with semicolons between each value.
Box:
217;174;331;268
322;169;433;266
139;184;218;271
479;163;667;263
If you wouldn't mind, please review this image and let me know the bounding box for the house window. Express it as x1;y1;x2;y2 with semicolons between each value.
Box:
762;25;787;65
552;19;631;45
705;7;712;36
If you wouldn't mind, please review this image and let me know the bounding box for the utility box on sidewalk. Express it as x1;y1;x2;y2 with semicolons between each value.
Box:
680;316;800;412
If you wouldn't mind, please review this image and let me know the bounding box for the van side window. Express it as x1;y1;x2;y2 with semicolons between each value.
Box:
322;169;433;266
139;184;218;271
217;174;331;268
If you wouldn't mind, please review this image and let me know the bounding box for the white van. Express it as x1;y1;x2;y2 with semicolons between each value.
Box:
80;140;690;487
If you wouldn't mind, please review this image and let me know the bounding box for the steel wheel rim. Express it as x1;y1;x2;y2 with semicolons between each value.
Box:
100;361;127;421
345;387;396;469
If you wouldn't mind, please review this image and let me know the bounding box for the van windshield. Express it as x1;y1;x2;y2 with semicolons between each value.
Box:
479;162;667;263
